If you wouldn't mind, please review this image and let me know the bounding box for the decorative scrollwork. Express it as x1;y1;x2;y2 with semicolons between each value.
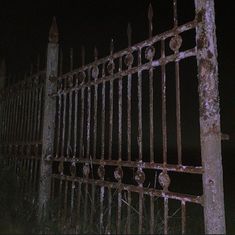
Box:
158;171;171;189
114;167;123;181
107;61;115;74
124;53;134;67
78;71;86;84
145;46;155;60
68;75;73;88
92;66;99;79
135;169;146;185
169;35;182;51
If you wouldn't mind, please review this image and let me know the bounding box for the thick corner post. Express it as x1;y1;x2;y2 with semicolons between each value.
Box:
195;0;226;233
38;17;59;215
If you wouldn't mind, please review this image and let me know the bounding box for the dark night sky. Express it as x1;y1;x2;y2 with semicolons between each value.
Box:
0;0;234;151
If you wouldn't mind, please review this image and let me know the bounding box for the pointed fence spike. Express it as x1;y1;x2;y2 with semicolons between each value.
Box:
110;39;114;55
127;23;132;47
173;0;178;27
148;3;153;37
94;47;98;60
81;46;85;67
49;16;59;43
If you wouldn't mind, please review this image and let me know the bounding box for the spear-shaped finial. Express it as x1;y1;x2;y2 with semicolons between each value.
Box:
110;38;114;55
127;23;132;47
173;0;178;27
148;3;153;38
49;16;59;43
94;47;98;60
81;46;85;67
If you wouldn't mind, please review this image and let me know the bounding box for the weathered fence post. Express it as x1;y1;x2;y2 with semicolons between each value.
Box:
195;0;226;233
0;59;6;89
38;17;59;217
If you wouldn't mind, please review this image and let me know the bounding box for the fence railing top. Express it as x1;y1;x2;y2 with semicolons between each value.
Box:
57;19;197;81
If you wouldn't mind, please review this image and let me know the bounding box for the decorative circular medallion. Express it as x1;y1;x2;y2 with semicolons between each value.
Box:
158;171;171;189
68;75;73;88
107;61;115;74
135;169;146;185
114;167;123;181
169;35;182;51
78;71;86;83
145;46;155;60
124;54;134;67
92;66;99;78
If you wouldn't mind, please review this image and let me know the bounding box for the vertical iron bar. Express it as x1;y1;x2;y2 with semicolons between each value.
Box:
76;182;82;233
62;91;67;158
86;68;91;160
56;94;62;158
137;48;143;161
149;59;154;163
150;195;154;234
63;180;68;225
118;57;122;161
107;186;112;233
175;59;182;165
108;40;114;160
117;190;122;234
127;190;131;234
67;89;73;158
79;87;84;158
73;87;78;157
127;65;132;162
173;0;182;165
100;185;104;233
164;197;168;234
161;40;167;165
101;64;105;159
93;81;98;159
138;192;143;234
127;24;132;162
181;200;186;234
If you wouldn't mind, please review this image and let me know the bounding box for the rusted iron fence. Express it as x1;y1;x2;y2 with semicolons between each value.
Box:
0;71;45;194
0;0;226;234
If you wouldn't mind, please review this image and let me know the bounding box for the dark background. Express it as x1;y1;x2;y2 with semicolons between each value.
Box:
0;0;234;232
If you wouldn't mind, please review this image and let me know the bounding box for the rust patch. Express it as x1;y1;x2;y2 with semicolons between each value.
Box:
196;9;205;23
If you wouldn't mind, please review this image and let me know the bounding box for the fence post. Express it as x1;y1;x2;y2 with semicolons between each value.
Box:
38;17;59;216
0;59;6;89
195;0;226;233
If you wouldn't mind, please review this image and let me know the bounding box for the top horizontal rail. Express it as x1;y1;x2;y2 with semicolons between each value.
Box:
58;20;197;80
